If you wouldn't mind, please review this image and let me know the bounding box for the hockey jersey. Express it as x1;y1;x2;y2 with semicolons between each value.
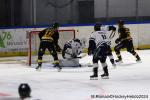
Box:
118;26;132;41
62;38;83;58
89;26;111;48
88;25;116;54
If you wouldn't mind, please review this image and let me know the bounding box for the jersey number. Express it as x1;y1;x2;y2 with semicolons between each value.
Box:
101;35;106;40
43;30;54;38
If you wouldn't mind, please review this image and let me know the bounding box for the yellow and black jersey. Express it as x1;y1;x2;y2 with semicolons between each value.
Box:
39;28;59;42
118;26;132;41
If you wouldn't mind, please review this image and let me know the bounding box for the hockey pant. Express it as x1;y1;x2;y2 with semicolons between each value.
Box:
92;43;109;75
114;39;140;60
93;44;109;68
38;41;59;66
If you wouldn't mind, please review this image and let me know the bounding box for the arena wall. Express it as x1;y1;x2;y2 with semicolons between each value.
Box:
0;23;150;56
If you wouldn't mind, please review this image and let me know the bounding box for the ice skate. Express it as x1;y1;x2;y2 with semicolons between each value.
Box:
57;65;62;72
136;58;141;63
53;64;62;72
53;60;62;72
90;67;98;80
79;64;82;67
35;65;41;71
115;59;123;63
101;73;109;79
101;67;109;79
90;74;98;80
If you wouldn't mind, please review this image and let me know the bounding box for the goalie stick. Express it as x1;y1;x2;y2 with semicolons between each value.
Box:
64;51;87;59
64;51;94;67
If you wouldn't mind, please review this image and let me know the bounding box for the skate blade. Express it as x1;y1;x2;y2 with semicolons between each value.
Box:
57;67;62;72
101;76;109;79
115;61;123;64
88;65;93;67
136;60;142;63
57;69;61;72
90;77;98;80
112;64;116;68
36;68;41;71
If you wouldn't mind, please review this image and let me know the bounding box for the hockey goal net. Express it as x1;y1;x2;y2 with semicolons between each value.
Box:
28;29;76;66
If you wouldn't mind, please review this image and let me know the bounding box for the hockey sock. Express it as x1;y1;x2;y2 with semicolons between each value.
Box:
131;51;141;60
37;59;42;66
93;63;98;76
134;53;140;59
103;66;109;75
93;67;98;76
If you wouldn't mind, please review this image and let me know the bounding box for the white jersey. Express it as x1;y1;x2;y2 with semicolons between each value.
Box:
63;39;83;58
101;26;111;45
90;26;110;48
60;39;83;67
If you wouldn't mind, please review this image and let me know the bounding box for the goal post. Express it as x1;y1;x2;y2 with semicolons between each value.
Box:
28;29;76;66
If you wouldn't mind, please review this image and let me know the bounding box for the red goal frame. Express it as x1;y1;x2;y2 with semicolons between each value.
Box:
28;29;76;66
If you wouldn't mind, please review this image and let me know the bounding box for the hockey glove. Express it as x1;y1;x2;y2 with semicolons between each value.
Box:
115;38;120;44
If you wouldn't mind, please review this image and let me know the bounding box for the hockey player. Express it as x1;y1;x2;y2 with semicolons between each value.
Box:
60;38;86;67
18;83;31;100
114;20;141;63
36;22;62;71
88;23;116;79
101;24;116;67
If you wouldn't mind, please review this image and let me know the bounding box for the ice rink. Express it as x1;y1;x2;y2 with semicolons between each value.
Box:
0;50;150;100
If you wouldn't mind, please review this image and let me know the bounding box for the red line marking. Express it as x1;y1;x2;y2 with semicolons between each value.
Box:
0;92;11;96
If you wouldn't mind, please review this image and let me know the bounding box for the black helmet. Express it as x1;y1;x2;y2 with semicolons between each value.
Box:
52;22;59;28
117;20;124;25
94;23;102;31
18;83;31;99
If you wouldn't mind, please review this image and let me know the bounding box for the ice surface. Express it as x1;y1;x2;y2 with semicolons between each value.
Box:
0;50;150;100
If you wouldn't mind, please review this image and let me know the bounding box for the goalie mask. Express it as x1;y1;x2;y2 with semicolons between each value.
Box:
18;83;31;99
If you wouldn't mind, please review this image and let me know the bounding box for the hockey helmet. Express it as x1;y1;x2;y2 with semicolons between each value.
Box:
18;83;31;99
52;22;59;28
94;23;102;31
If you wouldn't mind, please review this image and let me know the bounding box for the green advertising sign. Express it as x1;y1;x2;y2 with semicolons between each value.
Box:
0;32;12;48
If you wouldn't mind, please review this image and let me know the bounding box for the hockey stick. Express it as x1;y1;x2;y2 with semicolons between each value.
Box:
64;51;82;58
64;51;94;67
64;50;88;59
